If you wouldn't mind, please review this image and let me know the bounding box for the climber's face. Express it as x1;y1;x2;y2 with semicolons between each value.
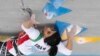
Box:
43;26;56;38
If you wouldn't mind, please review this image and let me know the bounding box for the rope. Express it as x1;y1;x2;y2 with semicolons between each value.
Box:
20;0;32;17
20;0;25;10
4;47;7;56
0;42;5;54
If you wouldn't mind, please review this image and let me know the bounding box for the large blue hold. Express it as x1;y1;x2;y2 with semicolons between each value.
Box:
56;7;71;16
55;21;87;36
55;21;70;35
49;0;65;8
43;3;71;19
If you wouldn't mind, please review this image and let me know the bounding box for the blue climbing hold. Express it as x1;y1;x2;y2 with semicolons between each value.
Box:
43;3;71;19
55;21;70;36
49;0;65;8
55;21;87;36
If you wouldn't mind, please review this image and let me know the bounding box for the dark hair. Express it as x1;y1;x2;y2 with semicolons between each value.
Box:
44;32;61;56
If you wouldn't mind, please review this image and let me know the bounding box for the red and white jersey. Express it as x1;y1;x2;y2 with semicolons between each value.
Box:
6;24;72;56
6;34;50;56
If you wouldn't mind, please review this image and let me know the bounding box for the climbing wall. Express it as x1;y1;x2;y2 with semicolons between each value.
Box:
0;0;100;56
